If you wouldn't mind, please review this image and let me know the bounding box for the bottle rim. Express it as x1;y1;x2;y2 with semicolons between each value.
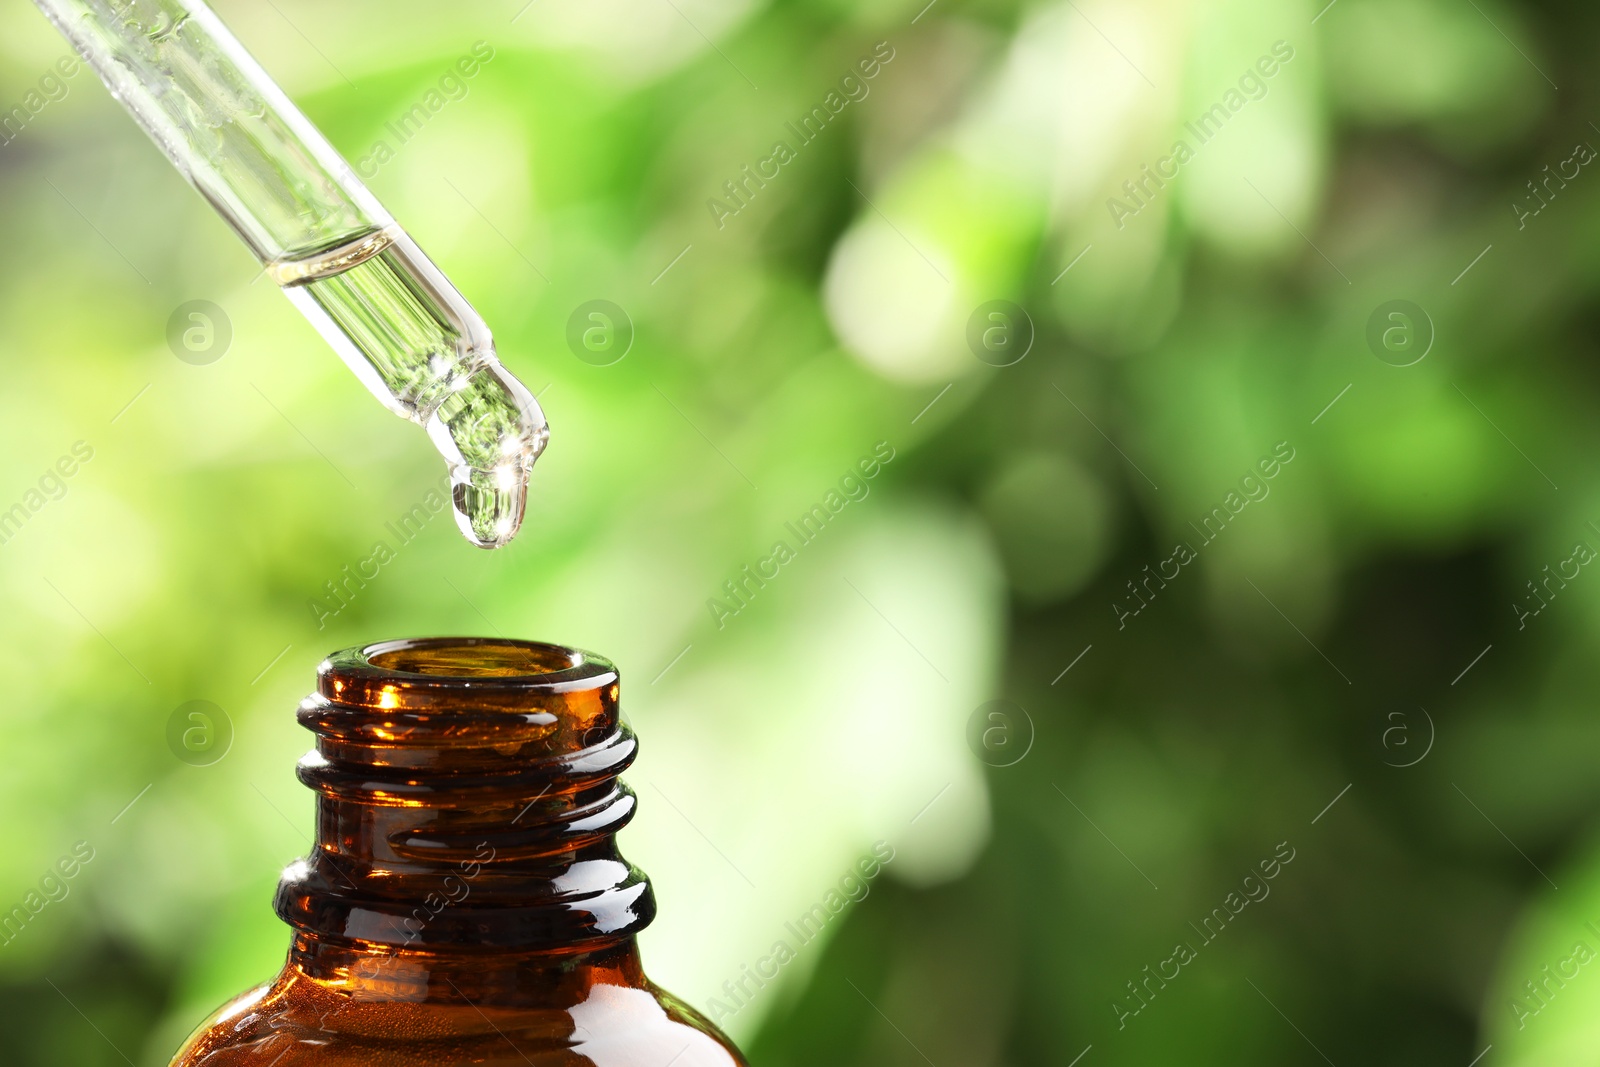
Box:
321;635;616;697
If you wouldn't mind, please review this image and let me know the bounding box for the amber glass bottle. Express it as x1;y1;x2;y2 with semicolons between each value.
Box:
170;637;747;1066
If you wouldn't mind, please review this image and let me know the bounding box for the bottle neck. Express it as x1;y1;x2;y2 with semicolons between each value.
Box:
273;638;656;999
287;933;649;1006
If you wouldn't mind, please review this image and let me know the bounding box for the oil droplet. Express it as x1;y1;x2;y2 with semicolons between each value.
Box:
426;363;548;548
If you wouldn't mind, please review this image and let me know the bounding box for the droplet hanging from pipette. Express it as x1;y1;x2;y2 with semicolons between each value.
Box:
428;362;548;548
273;227;548;549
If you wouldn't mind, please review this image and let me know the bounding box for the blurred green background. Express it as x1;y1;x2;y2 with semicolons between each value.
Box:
2;0;1599;1062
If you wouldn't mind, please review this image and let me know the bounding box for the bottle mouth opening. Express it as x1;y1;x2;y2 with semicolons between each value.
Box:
367;638;584;679
311;638;620;729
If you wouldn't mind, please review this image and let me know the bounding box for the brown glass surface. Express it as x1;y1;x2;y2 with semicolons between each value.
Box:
170;638;747;1067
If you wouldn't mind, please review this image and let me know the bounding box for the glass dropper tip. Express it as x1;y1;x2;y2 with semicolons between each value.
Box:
429;361;549;550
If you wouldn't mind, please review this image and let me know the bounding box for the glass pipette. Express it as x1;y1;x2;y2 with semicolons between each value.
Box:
32;0;549;548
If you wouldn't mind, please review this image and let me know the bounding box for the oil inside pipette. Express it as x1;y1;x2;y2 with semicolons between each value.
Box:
269;226;548;548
